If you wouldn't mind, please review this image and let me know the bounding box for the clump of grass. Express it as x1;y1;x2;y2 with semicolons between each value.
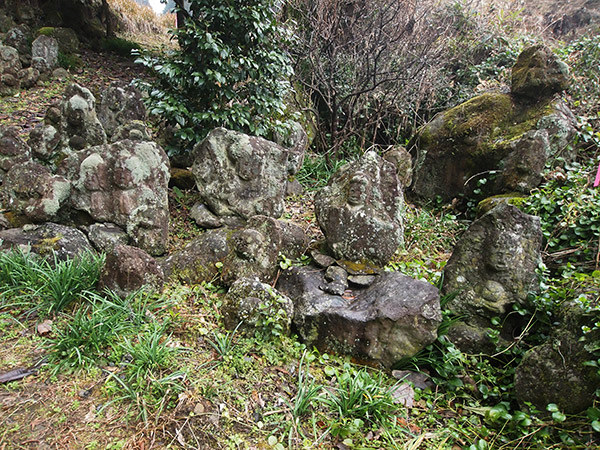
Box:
323;363;399;426
0;249;104;316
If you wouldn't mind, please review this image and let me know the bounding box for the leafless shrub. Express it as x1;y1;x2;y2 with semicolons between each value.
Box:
287;0;527;157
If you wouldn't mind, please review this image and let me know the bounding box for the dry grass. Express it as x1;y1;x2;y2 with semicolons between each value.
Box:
108;0;175;35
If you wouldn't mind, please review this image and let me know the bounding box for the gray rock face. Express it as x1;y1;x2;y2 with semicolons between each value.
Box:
163;217;307;286
19;67;40;89
315;151;404;266
0;222;93;261
0;126;31;184
442;203;542;352
190;203;222;229
511;44;570;100
223;278;294;336
32;35;59;72
60;84;107;151
5;25;31;66
383;146;413;188
58;140;170;255
99;244;164;297
98;83;147;140
0;45;22;95
162;229;230;284
514;304;600;414
1;161;70;222
28;124;60;162
48;28;80;55
277;267;441;368
191;128;305;219
88;222;130;252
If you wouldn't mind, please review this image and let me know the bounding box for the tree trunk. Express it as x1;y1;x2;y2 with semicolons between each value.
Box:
101;0;115;37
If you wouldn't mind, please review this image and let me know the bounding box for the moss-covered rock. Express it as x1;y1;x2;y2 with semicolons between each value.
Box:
511;44;570;100
476;193;527;216
410;46;575;204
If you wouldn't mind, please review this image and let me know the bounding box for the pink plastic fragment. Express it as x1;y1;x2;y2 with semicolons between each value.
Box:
595;162;600;188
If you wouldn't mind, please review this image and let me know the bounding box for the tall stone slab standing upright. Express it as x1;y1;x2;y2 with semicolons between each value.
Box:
31;35;59;76
314;151;404;267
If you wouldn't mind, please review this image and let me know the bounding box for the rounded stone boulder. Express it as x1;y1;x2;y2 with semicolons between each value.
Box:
511;44;570;100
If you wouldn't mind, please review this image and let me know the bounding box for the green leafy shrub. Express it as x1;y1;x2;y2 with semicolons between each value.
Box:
135;0;293;156
522;162;600;272
57;51;82;71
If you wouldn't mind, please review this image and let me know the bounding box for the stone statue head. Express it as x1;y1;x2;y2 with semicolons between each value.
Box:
347;172;369;206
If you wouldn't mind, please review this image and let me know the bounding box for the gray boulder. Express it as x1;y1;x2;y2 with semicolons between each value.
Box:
190;203;222;229
28;124;60;162
5;25;31;66
314;151;404;267
383;145;413;188
58;139;170;256
59;84;107;152
87;222;130;252
0;126;31;184
0;222;93;261
31;35;59;74
163;217;307;286
0;45;21;95
98;244;164;297
514;304;600;414
511;44;570;100
221;216;306;286
98;83;147;140
19;67;40;89
277;267;441;368
162;228;230;284
443;203;542;352
191;128;304;219
1;161;70;223
222;278;294;337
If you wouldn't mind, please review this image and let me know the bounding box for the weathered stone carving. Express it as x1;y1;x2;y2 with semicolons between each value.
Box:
314;151;404;266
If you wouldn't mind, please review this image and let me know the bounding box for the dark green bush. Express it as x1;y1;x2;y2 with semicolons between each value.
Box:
523;162;600;272
57;51;82;70
135;0;293;156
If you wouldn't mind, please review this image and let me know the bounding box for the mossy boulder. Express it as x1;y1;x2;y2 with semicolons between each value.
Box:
222;278;294;337
410;45;575;204
511;44;570;100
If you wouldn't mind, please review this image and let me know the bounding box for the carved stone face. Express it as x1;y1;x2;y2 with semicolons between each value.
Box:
347;173;369;206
